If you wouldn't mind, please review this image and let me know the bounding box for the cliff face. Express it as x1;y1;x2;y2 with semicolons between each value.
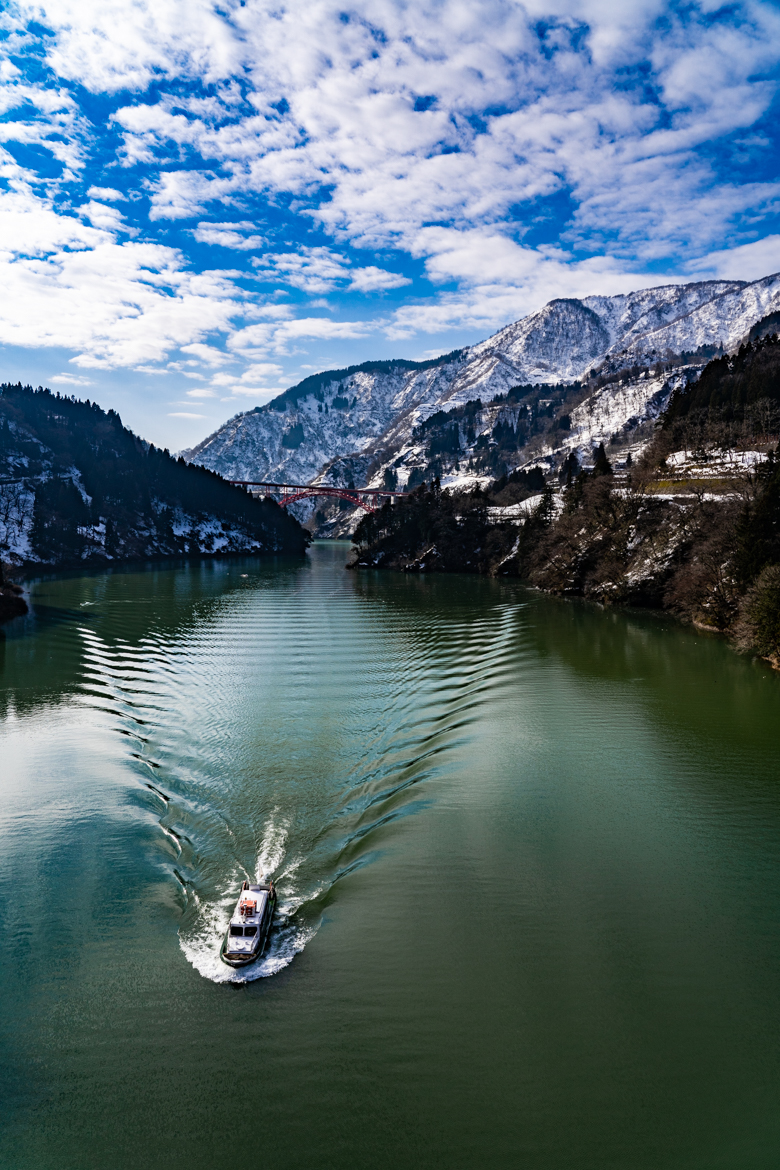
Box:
186;274;780;496
0;384;308;576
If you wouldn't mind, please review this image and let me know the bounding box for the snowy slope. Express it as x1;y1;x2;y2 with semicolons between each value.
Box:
187;273;780;487
188;358;467;484
616;273;780;358
559;372;679;458
582;281;742;351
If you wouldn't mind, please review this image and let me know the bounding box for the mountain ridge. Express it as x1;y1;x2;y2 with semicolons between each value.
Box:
185;273;780;500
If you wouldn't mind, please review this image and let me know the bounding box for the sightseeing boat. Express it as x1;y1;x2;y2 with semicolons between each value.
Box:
220;879;276;967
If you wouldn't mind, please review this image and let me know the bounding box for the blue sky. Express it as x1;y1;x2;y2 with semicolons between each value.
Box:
1;0;780;449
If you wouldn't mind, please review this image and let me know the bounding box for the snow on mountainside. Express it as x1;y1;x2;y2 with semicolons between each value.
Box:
187;356;467;485
186;273;780;495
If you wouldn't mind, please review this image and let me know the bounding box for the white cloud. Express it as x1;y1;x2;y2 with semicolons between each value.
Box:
193;221;266;249
2;0;780;378
93;0;780;266
47;0;775;349
241;362;283;378
147;170;236;219
348;266;411;292
0;186;107;256
275;317;369;341
253;247;411;295
383;227;671;336
50;373;93;385
253;247;350;293
215;387;286;405
0;59;21;82
179;342;232;364
685;236;780;282
87;186;124;201
168;411;207;418
229;385;283;397
245;303;295;320
228;316;370;355
39;0;242;94
204;360;287;398
0;187;247;367
78;200;131;232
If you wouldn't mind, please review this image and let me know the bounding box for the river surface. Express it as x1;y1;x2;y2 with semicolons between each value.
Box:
2;542;780;1169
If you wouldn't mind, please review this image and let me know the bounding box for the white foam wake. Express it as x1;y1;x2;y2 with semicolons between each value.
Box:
179;901;316;984
255;810;288;882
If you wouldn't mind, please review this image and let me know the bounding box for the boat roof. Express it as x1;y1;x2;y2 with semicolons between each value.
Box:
230;887;268;924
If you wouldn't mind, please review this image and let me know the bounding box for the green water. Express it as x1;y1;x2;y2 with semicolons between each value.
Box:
2;542;780;1169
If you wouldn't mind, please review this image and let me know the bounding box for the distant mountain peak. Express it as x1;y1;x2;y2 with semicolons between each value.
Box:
186;273;780;500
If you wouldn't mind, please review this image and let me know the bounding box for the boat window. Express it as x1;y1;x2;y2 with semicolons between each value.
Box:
244;925;258;937
229;925;243;937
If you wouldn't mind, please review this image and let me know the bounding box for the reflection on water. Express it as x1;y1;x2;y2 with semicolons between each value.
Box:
1;544;780;1170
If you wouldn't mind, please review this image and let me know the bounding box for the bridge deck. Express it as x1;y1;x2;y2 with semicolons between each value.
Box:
230;480;403;495
229;480;404;513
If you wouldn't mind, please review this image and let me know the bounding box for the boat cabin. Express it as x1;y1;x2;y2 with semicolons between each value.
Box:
222;882;274;963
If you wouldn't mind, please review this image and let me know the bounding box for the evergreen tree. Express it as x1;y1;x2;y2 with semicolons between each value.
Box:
593;443;613;477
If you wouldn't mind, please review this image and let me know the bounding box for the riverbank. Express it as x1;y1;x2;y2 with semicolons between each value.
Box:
348;445;780;669
0;578;27;621
350;334;780;668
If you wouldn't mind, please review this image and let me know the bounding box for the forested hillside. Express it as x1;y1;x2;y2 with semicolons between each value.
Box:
0;384;308;576
350;337;780;666
663;333;780;432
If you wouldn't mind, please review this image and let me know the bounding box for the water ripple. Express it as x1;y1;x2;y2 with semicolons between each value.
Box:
74;557;526;982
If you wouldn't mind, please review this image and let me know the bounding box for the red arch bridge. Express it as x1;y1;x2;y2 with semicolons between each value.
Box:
229;480;404;513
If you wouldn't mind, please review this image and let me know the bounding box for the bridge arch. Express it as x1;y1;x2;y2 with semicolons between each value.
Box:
276;487;377;512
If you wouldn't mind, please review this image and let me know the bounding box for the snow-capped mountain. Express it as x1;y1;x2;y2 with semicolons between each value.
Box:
186;273;780;491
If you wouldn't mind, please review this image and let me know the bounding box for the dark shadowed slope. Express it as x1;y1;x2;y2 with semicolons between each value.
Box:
0;383;308;575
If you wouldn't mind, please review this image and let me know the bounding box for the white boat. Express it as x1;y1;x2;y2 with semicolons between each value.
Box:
220;879;276;967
